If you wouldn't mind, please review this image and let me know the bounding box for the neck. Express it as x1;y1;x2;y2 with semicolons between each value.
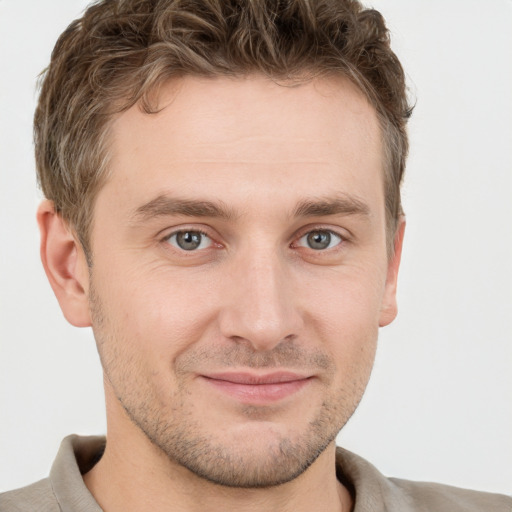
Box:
83;416;351;512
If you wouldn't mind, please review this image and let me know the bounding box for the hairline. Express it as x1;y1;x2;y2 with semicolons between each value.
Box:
69;71;401;262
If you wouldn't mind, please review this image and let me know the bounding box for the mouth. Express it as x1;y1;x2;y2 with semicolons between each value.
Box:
200;371;314;404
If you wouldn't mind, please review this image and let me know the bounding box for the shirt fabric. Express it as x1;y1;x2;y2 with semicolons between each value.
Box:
1;435;510;511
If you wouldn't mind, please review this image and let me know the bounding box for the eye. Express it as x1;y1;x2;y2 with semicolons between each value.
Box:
297;230;343;251
166;230;212;251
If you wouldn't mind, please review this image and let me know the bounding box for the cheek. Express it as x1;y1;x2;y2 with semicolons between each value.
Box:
92;261;221;362
306;262;386;325
303;266;384;364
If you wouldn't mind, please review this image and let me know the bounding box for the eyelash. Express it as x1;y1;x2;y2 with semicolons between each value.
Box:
161;226;347;254
163;229;214;252
294;229;344;251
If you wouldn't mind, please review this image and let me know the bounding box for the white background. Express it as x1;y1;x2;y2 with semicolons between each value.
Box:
1;0;511;496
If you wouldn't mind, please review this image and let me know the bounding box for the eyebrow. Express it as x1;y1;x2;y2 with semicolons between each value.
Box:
132;193;370;224
293;195;371;219
133;195;237;222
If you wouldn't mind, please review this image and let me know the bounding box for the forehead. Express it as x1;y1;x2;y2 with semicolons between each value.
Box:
102;74;383;217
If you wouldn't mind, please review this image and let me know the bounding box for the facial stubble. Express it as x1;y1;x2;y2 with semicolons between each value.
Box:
89;278;375;488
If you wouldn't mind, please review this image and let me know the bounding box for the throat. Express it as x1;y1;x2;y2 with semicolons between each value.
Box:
82;435;351;512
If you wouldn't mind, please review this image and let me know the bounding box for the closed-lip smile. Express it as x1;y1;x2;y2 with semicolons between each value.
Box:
200;371;314;403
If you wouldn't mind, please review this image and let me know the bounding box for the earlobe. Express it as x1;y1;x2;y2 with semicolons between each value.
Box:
37;200;92;327
379;218;406;327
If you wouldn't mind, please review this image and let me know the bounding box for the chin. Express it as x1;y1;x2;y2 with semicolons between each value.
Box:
165;430;335;488
127;401;343;488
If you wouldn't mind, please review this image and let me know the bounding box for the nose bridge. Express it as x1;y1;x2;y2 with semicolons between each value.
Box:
219;243;301;351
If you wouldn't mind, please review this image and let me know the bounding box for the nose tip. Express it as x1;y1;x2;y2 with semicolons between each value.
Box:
228;320;298;353
218;257;302;352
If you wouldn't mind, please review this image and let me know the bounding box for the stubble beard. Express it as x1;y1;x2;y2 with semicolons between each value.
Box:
89;283;374;489
112;372;365;488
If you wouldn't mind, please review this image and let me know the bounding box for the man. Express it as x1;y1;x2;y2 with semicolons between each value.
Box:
0;0;510;510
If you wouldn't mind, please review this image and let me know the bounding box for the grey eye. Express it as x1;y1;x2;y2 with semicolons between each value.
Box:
298;230;342;250
167;231;212;251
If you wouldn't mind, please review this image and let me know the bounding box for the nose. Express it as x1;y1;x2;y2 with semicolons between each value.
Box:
218;248;303;352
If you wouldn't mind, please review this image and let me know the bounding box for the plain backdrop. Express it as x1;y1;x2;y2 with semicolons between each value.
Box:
1;0;511;496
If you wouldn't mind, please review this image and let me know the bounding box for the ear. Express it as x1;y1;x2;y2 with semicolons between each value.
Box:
37;200;92;327
379;217;406;327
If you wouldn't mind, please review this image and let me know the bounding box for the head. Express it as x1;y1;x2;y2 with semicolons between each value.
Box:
36;0;411;490
35;0;411;259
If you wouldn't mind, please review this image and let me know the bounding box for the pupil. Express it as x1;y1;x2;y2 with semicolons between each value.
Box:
307;231;330;250
177;231;201;250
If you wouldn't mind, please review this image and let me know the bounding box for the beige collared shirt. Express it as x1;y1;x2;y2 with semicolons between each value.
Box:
1;435;510;511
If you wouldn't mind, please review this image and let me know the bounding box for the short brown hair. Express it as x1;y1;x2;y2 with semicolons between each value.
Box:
35;0;412;257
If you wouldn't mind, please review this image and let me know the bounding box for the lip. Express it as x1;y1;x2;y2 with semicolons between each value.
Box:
200;371;313;404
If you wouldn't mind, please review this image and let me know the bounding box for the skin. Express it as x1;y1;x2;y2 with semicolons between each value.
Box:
38;75;404;512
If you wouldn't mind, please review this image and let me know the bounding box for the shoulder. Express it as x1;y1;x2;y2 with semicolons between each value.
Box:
0;478;60;512
389;477;512;512
0;434;105;512
336;447;512;512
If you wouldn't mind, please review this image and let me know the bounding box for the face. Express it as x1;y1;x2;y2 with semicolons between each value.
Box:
86;75;402;487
